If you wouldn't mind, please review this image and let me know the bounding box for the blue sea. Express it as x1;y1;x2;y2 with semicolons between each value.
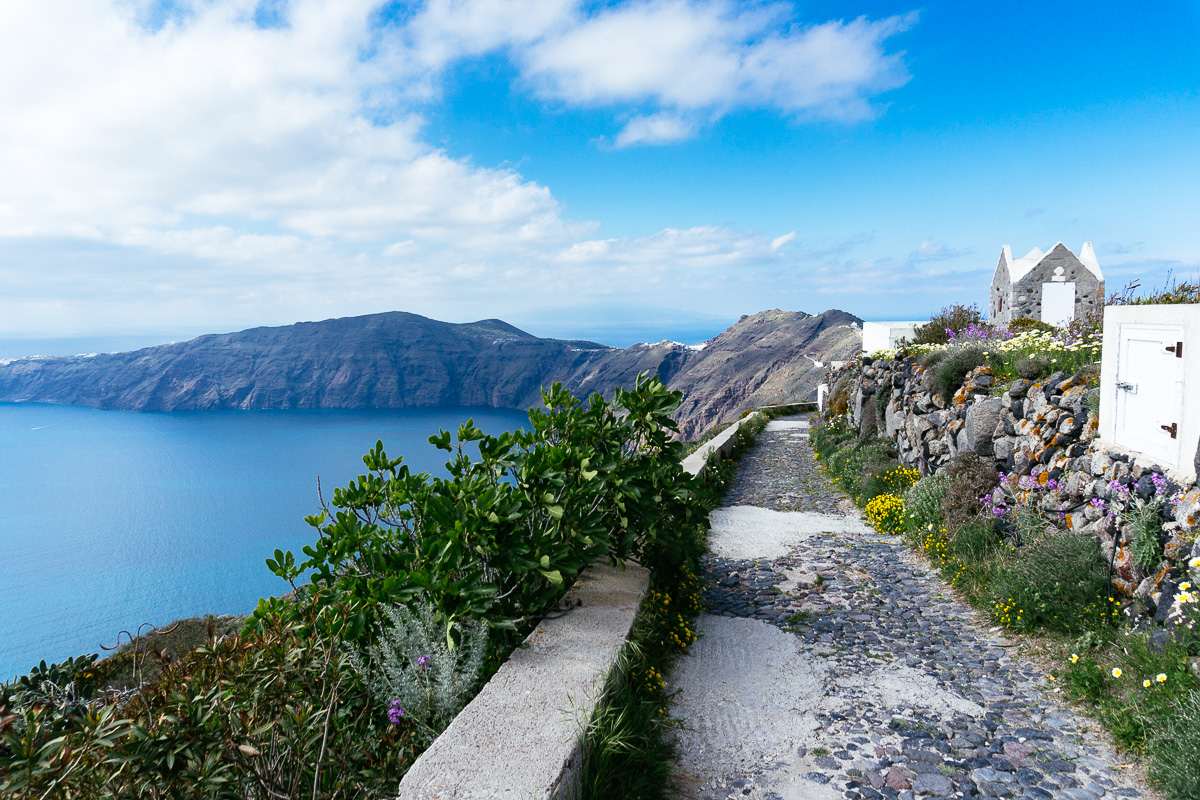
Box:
0;403;529;681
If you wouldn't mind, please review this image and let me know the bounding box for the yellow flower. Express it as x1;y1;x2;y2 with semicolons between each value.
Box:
1112;668;1122;678
1157;673;1167;683
1070;654;1079;663
1190;557;1200;569
1143;680;1151;688
1182;582;1193;591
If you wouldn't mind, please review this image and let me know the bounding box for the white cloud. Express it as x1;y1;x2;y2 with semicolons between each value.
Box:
0;0;919;336
614;113;697;147
770;231;797;251
909;239;970;262
519;1;915;132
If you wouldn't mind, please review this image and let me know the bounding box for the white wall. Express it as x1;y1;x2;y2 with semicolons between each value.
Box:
1100;304;1200;483
862;321;925;353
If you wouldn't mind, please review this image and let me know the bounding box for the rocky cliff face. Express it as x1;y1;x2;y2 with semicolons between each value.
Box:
0;308;862;437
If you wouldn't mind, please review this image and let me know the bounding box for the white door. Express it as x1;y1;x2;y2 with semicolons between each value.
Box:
1040;282;1076;327
1114;324;1184;467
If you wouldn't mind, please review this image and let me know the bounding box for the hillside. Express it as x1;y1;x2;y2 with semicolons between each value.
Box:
0;309;862;437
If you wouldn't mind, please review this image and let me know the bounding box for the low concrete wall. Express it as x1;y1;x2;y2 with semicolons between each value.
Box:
681;411;763;477
397;561;649;800
398;407;786;798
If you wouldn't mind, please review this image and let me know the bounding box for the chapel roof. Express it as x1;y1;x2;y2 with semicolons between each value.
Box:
998;242;1103;283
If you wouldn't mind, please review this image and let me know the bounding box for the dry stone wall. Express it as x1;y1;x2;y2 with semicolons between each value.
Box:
827;355;1200;629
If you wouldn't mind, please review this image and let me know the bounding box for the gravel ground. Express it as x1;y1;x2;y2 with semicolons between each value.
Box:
668;416;1151;800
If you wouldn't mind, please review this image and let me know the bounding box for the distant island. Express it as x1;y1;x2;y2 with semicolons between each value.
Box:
0;308;862;438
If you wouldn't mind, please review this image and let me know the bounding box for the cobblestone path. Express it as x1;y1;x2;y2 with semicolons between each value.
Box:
668;416;1150;800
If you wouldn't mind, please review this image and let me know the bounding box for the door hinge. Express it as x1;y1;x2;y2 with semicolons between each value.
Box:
1166;341;1183;358
1116;381;1137;393
1161;422;1178;439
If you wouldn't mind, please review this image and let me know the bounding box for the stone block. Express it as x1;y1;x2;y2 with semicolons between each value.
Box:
1175;488;1200;532
1007;378;1031;399
965;397;1004;455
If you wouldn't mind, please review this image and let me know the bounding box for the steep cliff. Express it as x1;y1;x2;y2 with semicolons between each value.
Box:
0;309;862;437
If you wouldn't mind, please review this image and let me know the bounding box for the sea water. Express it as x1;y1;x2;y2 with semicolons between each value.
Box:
0;403;529;680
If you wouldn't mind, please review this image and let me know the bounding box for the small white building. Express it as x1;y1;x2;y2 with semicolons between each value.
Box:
990;242;1105;328
1099;304;1199;483
861;321;925;353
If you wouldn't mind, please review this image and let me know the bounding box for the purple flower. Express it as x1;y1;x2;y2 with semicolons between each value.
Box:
417;654;431;671
388;700;405;724
1090;498;1107;509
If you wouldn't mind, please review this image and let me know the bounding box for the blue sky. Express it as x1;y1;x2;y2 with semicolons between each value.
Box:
1;0;1197;352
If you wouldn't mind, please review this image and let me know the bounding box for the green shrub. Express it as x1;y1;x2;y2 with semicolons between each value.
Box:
919;350;947;369
934;347;988;403
829;440;897;499
941;453;999;534
858;462;918;507
349;599;488;742
810;416;854;460
858;458;902;506
987;532;1110;633
908;304;986;346
903;473;947;533
1014;354;1051;380
953;517;1001;562
1007;317;1058;334
1110;274;1200;306
1149;694;1200;799
1124;496;1167;572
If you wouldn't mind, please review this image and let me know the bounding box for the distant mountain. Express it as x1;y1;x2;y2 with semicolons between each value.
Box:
0;309;862;438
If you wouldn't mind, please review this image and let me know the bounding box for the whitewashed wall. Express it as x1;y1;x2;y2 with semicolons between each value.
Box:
1099;304;1200;483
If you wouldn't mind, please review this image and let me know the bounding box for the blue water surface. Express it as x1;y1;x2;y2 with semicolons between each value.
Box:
0;403;529;680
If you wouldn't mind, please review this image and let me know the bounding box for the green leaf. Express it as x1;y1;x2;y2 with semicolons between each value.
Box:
539;555;550;569
547;505;564;519
539;569;563;586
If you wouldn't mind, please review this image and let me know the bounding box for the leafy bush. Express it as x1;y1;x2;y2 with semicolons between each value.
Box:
826;440;897;500
866;494;906;535
1014;354;1051;379
349;599;488;742
907;304;985;346
1110;274;1200;306
987;532;1110;633
1;594;419;799
255;376;709;644
1150;691;1200;799
919;350;947;369
934;347;988;403
810;416;855;460
941;453;999;533
952;517;1001;562
858;463;918;507
904;473;948;533
1008;317;1058;333
1124;494;1168;572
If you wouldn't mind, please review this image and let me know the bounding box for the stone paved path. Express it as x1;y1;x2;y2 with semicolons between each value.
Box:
668;416;1150;800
